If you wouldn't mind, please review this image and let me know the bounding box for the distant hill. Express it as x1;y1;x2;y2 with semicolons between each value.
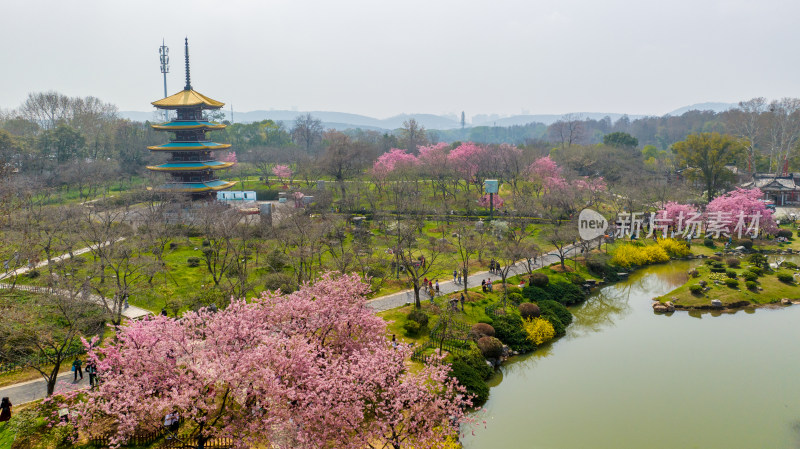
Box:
474;112;646;127
665;102;736;116
118;103;737;131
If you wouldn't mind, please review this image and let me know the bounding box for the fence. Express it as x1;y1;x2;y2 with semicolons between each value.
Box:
89;422;233;448
410;316;473;364
484;302;508;319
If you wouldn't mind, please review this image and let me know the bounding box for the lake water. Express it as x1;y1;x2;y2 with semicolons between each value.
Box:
463;261;800;449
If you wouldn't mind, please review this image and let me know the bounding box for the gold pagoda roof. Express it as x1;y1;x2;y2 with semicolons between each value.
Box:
152;89;225;110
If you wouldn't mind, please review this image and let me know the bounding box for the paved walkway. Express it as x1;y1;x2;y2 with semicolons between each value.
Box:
0;370;91;405
0;283;151;320
0;239;123;281
366;245;583;312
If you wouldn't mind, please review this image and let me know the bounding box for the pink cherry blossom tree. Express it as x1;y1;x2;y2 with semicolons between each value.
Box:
418;142;452;199
272;164;292;187
479;194;504;209
705;188;778;237
372;148;419;189
656;202;699;227
574;176;607;206
220;151;238;164
448;142;487;192
525;156;562;197
69;273;472;449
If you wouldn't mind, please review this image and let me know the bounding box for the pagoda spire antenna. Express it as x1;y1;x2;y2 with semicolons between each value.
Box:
158;39;169;122
184;37;192;91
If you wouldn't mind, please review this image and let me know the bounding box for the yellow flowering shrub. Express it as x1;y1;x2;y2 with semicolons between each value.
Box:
524;317;555;345
657;238;691;258
610;238;690;268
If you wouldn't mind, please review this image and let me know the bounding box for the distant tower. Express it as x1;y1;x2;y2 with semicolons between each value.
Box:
159;39;169;122
461;111;465;129
147;38;236;199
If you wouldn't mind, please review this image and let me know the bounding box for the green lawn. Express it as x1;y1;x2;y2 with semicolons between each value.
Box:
656;261;800;307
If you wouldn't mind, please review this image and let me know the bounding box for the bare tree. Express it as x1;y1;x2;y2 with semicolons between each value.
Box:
0;264;105;396
766;98;800;174
291;113;323;154
548;113;585;148
399;118;429;153
394;221;445;308
452;222;478;294
543;222;578;270
729;97;767;174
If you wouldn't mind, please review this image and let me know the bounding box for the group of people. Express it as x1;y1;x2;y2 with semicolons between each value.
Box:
72;357;99;387
421;278;440;301
488;259;502;274
164;409;180;437
481;278;494;293
452;268;468;285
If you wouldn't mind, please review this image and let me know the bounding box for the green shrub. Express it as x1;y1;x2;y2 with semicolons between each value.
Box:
539;309;565;336
492;315;535;353
403;320;421;337
688;268;700;278
746;281;758;291
508;292;524;304
539;300;572;327
742;271;758;282
408;309;429;327
724;278;739;288
777;229;793;239
725;258;740;268
263;272;297;293
469;323;495;341
710;267;726;273
748;254;768;269
187;257;201;267
169;242;179;249
530;272;549;287
201;239;210;247
710;255;723;262
565;272;586;285
453;346;494;380
24;270;40;279
547;280;585;306
781;261;798;269
777;271;794;283
586;253;620;280
448;359;489;406
737;239;753;250
748;266;763;276
265;249;288;271
704;238;715;248
521;285;552;302
725;269;737;279
251;187;281;201
518;302;541;320
689;284;703;294
477;336;504;359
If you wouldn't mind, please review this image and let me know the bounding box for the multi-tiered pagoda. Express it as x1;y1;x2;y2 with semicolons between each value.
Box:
146;38;236;198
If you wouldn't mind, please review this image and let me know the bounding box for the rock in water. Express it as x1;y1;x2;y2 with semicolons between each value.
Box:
711;299;723;308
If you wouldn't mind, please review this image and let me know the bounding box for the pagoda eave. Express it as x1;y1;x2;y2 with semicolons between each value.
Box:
146;162;235;171
151;121;226;131
147;142;232;151
154;180;237;193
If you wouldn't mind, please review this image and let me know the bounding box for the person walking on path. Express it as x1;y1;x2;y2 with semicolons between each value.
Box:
86;361;98;388
481;279;487;293
453;270;458;283
435;280;440;295
72;357;83;382
0;397;11;422
460;293;465;312
457;271;462;285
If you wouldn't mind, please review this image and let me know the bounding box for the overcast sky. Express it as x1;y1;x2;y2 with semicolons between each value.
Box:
3;0;799;119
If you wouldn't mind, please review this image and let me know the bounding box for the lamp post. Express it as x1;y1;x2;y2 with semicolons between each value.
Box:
159;39;169;122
